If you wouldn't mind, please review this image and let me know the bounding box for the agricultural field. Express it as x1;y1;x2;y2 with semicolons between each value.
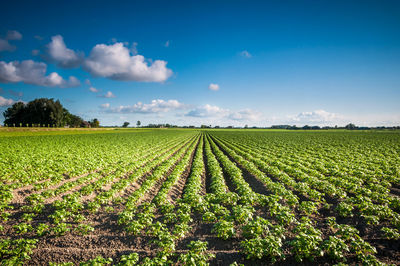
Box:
0;129;399;265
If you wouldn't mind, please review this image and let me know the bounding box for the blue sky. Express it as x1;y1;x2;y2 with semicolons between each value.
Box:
0;0;399;126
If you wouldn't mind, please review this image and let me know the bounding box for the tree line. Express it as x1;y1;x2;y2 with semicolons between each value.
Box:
2;98;100;128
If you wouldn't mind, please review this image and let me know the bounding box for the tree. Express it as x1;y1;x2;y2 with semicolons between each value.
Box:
90;118;100;128
136;121;141;127
345;123;357;130
65;113;84;128
2;98;101;128
122;122;130;128
4;98;67;127
3;102;25;126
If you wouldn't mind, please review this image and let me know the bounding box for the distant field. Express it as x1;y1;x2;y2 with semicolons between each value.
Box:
0;129;399;265
0;127;149;137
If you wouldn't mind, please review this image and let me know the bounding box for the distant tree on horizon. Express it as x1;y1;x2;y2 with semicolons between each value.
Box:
90;118;100;128
136;121;141;127
345;123;357;130
3;98;85;127
122;122;130;128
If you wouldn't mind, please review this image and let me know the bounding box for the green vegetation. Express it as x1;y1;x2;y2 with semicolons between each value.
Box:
0;129;399;265
2;98;100;127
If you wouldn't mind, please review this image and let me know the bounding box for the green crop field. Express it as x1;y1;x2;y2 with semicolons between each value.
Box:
0;129;399;265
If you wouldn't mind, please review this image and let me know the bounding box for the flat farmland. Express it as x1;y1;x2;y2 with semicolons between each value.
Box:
0;129;399;265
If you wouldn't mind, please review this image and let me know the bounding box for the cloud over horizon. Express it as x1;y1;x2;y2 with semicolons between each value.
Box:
185;104;263;122
289;110;340;125
185;104;228;118
0;60;80;87
103;99;185;114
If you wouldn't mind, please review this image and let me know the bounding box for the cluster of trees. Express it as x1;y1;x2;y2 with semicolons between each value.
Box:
3;98;100;128
270;124;400;130
122;121;141;128
143;123;178;128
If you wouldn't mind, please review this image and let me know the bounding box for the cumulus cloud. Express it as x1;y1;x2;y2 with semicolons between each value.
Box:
84;42;172;82
186;104;263;122
240;50;252;58
6;30;22;40
185;104;228;118
98;91;116;98
0;60;80;87
0;39;15;52
89;87;99;93
290;110;338;124
104;99;184;114
228;109;263;121
100;103;110;109
131;42;138;55
0;30;22;52
208;83;220;91
45;35;83;68
0;96;16;107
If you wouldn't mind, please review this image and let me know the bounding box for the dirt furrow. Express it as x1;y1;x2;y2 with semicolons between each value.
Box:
167;142;198;204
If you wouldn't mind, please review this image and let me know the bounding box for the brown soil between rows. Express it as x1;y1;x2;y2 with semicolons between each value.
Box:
11;170;101;205
167;142;198;205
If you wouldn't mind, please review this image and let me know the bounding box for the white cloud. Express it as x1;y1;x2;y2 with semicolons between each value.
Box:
45;35;83;68
348;114;400;127
240;50;252;58
131;42;138;55
208;83;220;91
186;104;263;122
85;79;91;85
67;76;80;87
0;60;80;87
0;39;15;52
89;87;99;93
185;104;228;118
99;91;115;98
100;103;110;109
0;30;23;52
278;110;400;127
84;42;172;82
6;30;22;40
228;109;263;121
0;96;15;107
105;99;184;114
290;110;338;124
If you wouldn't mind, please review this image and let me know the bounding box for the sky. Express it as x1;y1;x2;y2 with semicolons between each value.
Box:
0;0;399;127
